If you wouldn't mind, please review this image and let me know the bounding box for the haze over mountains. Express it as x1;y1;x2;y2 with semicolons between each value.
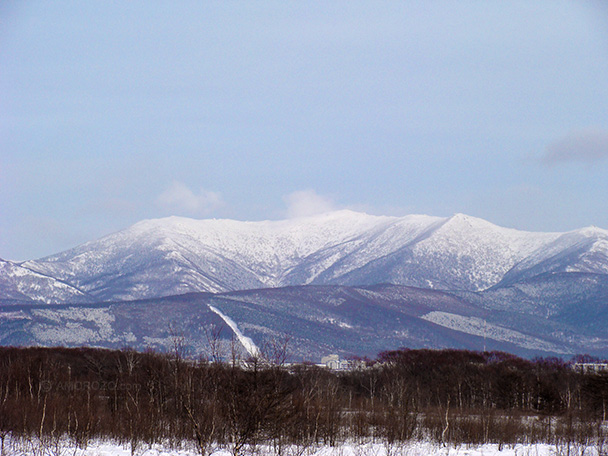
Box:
1;210;608;359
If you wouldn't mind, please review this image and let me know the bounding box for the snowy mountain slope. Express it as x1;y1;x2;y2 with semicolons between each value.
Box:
493;227;608;288
4;210;608;303
0;258;92;304
13;211;441;301
329;214;561;291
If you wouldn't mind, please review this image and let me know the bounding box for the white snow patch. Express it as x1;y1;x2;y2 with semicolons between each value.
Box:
30;308;118;345
321;317;353;328
421;311;571;353
0;310;31;321
1;438;564;456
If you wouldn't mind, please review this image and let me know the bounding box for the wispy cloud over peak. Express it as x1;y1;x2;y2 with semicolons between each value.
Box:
283;190;336;219
542;127;608;165
156;181;224;217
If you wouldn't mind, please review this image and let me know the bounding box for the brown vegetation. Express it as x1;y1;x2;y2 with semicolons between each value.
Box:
0;345;607;454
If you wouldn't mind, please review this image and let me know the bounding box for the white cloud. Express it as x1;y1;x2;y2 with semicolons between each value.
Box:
283;190;336;219
542;127;608;165
156;181;224;216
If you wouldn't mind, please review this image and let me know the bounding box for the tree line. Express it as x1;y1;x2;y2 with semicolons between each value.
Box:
0;344;607;455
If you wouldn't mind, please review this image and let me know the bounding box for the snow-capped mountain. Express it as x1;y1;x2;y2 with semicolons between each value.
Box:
3;210;608;303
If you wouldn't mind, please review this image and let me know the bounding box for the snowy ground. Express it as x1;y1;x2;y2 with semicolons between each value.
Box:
2;439;599;456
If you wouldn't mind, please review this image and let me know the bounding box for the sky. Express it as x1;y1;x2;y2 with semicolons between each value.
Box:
1;1;608;261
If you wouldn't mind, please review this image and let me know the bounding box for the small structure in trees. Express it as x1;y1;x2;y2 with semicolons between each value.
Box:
572;362;608;374
320;354;364;370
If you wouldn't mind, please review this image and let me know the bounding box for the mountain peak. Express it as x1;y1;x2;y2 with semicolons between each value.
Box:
4;210;607;303
575;225;608;238
442;212;499;231
451;212;469;220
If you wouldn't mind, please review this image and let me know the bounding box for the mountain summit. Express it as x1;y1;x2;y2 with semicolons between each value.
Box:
3;210;607;304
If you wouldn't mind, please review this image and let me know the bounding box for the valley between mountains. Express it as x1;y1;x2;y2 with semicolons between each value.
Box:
1;210;608;360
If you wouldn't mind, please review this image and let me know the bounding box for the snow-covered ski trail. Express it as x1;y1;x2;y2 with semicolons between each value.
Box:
208;304;260;358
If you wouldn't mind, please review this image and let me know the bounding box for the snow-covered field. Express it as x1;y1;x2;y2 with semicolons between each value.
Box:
1;439;598;456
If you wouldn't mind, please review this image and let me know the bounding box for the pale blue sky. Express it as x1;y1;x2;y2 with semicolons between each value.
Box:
1;1;608;260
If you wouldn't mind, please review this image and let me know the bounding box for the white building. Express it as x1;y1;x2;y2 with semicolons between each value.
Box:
320;354;365;371
572;363;608;374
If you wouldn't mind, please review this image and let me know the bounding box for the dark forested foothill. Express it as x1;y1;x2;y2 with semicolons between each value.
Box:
0;346;607;455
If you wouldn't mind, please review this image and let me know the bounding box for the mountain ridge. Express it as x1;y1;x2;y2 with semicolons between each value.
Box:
2;210;608;304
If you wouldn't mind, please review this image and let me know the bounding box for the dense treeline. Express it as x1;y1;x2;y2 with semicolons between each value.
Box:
1;345;607;455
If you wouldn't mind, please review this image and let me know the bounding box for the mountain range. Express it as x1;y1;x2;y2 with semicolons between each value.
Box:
1;210;608;360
